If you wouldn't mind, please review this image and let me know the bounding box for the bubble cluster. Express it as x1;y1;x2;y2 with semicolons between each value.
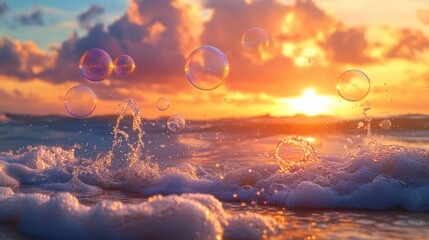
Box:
114;55;135;77
156;97;170;111
224;91;237;104
336;70;370;101
64;85;97;118
379;119;392;130
167;114;186;133
185;46;229;91
241;27;269;53
79;48;113;82
275;136;319;173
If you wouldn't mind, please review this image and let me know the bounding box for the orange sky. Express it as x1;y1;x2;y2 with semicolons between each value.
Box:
0;0;428;119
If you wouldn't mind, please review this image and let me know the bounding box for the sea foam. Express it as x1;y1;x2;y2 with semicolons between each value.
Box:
0;143;429;211
0;189;278;240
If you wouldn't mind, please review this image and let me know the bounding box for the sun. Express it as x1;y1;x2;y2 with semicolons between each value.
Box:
285;88;334;116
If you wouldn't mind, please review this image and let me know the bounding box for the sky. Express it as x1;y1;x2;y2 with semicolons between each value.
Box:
0;0;428;119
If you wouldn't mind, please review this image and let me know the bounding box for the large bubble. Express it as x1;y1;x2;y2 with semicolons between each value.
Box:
156;97;170;111
275;136;319;173
64;85;97;118
167;114;186;133
241;27;269;53
336;70;370;101
185;46;229;91
114;55;135;77
79;48;113;82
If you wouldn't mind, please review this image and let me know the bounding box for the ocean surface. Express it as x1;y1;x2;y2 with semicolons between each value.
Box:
1;100;429;239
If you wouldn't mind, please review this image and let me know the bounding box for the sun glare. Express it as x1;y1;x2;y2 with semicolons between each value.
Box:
282;88;335;116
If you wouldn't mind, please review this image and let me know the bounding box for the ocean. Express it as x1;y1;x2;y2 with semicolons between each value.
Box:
0;99;429;239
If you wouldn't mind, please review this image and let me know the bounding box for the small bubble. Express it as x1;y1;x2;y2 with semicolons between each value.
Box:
113;55;135;77
336;69;370;101
167;114;186;133
156;97;170;111
79;48;113;82
185;46;229;91
224;91;236;104
241;27;269;53
379;119;392;130
64;85;97;118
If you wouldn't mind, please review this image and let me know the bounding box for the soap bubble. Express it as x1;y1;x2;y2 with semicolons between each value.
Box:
336;70;370;101
156;97;170;111
167;114;186;133
185;46;229;91
113;55;135;77
379;119;392;130
79;48;113;82
64;85;97;118
241;27;269;53
224;91;236;104
275;136;319;173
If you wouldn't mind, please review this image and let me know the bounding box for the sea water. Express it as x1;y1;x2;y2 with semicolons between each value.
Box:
0;104;429;239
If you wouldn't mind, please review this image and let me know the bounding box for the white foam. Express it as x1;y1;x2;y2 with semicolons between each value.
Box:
0;189;279;239
0;144;429;211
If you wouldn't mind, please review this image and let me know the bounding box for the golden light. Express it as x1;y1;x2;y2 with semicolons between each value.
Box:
282;88;336;116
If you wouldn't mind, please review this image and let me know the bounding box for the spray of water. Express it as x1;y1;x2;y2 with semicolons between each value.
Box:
275;136;319;173
93;98;146;173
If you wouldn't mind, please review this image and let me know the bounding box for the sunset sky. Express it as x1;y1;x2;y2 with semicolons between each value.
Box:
0;0;428;119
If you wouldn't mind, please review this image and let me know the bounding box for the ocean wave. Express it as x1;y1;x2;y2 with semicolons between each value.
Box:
1;144;428;211
0;189;278;240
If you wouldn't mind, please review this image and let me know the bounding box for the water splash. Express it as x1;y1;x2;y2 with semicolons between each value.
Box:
93;98;145;172
275;136;319;173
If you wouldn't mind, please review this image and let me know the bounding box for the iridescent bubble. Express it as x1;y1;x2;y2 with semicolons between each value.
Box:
241;27;269;53
336;70;370;101
275;136;319;173
224;91;236;104
379;119;392;130
79;48;113;82
185;46;229;91
114;55;135;77
156;97;170;111
167;114;186;133
64;85;97;118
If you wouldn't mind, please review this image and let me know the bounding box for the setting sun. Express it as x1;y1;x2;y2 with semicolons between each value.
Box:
282;88;335;116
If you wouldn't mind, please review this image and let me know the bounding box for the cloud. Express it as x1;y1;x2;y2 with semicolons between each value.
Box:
323;27;374;64
0;1;8;16
39;0;200;90
387;29;429;60
17;9;44;26
0;38;52;79
1;0;427;101
77;5;105;29
417;10;429;26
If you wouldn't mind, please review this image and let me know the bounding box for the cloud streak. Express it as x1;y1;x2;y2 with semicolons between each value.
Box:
17;9;44;26
77;5;105;29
